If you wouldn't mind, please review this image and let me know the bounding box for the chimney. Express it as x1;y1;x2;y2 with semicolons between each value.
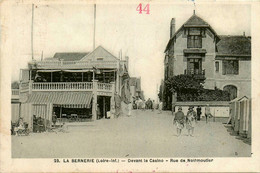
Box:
243;32;245;36
170;18;175;38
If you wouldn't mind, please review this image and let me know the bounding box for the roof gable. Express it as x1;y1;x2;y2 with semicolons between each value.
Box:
184;14;209;27
81;46;118;61
216;36;251;56
165;13;219;52
53;52;89;61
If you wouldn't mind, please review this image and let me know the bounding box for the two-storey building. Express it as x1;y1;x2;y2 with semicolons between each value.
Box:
17;46;129;129
163;11;251;109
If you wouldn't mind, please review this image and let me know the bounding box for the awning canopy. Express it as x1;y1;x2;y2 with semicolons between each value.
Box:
27;92;92;108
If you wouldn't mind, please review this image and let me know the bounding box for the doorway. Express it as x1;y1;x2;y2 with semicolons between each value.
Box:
97;96;111;119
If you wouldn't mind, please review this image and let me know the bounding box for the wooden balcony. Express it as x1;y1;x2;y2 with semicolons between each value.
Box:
30;60;119;69
184;69;205;79
32;82;114;93
11;89;20;100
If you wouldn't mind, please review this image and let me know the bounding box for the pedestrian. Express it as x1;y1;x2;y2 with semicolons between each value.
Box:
205;104;213;123
158;101;163;114
152;100;156;111
172;102;176;115
136;97;141;110
14;117;25;136
127;101;132;117
142;100;146;111
97;104;101;119
173;107;185;137
196;106;202;121
186;106;197;137
52;112;57;126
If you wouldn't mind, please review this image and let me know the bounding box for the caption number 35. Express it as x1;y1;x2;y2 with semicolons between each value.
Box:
136;3;150;14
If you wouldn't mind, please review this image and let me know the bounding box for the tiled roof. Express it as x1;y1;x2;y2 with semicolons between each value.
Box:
53;52;89;61
165;13;219;52
216;36;251;56
81;46;119;61
184;14;209;27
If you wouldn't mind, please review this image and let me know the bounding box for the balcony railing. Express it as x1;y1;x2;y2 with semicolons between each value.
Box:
11;89;20;100
184;69;205;79
97;83;113;91
32;82;113;92
12;89;19;95
31;60;119;69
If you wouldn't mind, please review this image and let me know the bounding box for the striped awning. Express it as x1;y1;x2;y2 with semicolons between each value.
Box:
27;92;92;108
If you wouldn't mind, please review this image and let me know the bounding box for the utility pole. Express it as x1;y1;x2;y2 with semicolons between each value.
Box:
93;4;96;51
31;4;34;60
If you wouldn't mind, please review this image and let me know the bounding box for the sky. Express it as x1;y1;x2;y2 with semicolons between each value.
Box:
10;2;251;100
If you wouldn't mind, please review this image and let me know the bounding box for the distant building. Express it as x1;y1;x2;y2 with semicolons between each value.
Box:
163;11;251;109
129;77;145;101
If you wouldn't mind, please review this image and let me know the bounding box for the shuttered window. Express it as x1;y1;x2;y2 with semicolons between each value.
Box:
222;60;239;75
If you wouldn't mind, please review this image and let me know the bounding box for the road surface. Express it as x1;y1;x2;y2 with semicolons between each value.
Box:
12;110;251;158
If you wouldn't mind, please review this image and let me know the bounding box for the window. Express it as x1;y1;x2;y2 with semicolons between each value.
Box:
187;58;202;75
215;61;219;73
97;58;103;61
222;60;239;75
223;85;237;100
187;35;202;48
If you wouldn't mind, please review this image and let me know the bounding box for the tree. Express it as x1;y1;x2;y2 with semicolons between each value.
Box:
165;74;230;101
165;74;204;101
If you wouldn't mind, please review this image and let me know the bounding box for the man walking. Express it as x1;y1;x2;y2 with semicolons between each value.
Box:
152;100;156;112
196;106;202;121
127;101;132;117
205;104;213;123
173;107;185;137
158;101;163;114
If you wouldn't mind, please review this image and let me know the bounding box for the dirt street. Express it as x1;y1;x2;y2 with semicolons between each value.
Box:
12;110;251;158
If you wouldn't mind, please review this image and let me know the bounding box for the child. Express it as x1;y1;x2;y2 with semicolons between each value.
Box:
186;107;197;137
173;107;185;137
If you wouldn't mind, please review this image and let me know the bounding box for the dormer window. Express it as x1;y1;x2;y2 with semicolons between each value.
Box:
187;28;203;48
187;35;202;48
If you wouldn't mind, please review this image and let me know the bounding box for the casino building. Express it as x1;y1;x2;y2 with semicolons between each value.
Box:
15;46;130;130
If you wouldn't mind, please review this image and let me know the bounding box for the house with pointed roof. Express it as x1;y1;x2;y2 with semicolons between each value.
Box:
163;11;251;109
16;46;130;130
129;77;144;100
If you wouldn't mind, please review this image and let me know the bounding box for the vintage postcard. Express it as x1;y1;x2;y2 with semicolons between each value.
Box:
1;0;260;172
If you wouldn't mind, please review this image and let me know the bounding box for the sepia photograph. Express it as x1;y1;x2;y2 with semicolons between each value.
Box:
1;0;260;172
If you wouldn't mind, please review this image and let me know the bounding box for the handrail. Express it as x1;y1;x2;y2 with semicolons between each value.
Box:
32;82;93;90
12;89;19;95
32;82;113;92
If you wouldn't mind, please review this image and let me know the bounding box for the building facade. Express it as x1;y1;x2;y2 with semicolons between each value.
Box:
163;11;251;109
16;46;129;129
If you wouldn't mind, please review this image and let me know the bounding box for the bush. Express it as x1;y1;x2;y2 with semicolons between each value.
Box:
165;74;230;101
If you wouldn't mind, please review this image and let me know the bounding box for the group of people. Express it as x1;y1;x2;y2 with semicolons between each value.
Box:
134;97;163;112
12;117;27;136
173;105;213;137
33;115;45;133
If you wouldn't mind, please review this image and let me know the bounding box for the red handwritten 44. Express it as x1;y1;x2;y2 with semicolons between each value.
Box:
136;3;150;14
